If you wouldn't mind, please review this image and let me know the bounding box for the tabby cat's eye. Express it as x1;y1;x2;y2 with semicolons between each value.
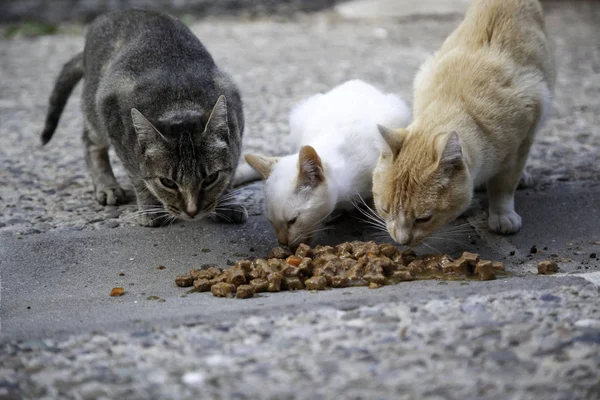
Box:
204;172;220;187
415;215;432;223
287;217;298;226
159;177;178;190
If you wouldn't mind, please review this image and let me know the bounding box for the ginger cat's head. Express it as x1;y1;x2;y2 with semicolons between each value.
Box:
372;126;472;246
245;146;335;250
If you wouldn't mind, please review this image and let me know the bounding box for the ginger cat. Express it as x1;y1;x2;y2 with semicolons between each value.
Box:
373;0;555;246
241;80;410;250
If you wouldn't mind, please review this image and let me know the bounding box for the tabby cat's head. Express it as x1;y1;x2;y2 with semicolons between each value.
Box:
372;126;472;246
131;95;234;221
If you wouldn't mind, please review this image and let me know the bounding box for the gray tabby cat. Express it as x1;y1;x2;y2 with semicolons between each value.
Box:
41;10;247;226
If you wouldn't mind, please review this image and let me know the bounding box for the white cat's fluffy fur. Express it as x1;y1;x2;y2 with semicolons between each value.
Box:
241;80;410;249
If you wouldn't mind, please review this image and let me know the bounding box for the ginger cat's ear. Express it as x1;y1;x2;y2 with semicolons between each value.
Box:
297;145;325;189
245;153;279;179
377;125;406;156
439;132;463;169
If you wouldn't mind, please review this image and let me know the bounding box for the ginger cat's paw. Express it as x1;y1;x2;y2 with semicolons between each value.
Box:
517;171;534;189
95;185;127;206
488;211;522;234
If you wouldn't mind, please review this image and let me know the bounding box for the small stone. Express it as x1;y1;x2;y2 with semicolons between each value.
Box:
590;253;597;259
530;245;538;254
537;260;558;275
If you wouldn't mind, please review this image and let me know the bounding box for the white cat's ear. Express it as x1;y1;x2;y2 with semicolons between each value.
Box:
206;95;229;134
439;131;463;168
131;108;167;143
297;145;325;189
245;153;279;180
377;125;405;156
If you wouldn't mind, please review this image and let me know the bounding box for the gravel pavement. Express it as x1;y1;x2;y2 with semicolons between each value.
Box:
1;1;600;399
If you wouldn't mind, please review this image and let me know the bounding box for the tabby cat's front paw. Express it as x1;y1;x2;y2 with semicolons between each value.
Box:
488;211;522;235
95;185;127;206
215;204;248;224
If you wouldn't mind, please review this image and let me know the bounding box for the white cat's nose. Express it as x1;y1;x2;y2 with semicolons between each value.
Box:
394;228;412;246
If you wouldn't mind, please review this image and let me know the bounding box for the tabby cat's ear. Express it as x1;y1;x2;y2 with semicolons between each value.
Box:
377;125;406;157
297;145;325;189
205;95;229;135
245;153;279;180
131;108;167;144
439;131;463;169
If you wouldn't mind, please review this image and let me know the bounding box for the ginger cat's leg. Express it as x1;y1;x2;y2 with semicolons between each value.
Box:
83;124;126;206
486;136;534;234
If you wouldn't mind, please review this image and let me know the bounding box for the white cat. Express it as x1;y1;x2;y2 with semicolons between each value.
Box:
238;79;411;249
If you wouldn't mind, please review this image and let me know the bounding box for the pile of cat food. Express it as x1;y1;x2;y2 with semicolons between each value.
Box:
174;241;505;299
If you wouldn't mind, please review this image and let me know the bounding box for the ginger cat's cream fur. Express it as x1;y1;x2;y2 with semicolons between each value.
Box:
373;0;555;246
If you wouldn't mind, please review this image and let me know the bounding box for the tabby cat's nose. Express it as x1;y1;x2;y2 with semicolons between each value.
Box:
186;207;199;218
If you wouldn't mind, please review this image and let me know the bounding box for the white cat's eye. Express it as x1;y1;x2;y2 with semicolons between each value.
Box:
287;217;298;226
415;215;433;224
159;177;178;190
203;171;220;187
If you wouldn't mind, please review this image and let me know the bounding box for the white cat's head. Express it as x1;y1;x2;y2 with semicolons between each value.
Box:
245;146;335;250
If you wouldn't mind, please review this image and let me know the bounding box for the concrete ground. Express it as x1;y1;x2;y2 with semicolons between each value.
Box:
1;1;600;399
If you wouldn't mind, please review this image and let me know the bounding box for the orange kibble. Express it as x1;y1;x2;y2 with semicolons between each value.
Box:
285;255;302;266
110;287;124;297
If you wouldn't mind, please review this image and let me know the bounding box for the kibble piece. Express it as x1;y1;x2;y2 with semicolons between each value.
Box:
461;252;480;265
367;254;394;274
110;287;124;296
281;264;300;277
267;272;283;292
537;260;558;275
285;255;303;266
314;259;341;285
368;282;382;289
407;259;426;274
211;282;236;297
283;277;304;290
335;242;353;255
379;243;400;259
175;275;194;287
236;285;255;299
193;278;212;292
351;241;379;258
394;250;416;267
313;245;336;257
331;275;349;288
268;247;292;259
449;258;471;275
209;272;229;285
250;278;269;293
297;258;314;276
491;261;505;271
235;260;253;274
295;243;313;258
190;267;221;280
305;276;327;290
250;259;274;280
313;253;337;268
392;270;414;282
475;260;496;281
228;266;247;287
267;258;285;271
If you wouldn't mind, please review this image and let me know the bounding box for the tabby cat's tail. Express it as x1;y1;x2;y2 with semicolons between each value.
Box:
40;52;84;145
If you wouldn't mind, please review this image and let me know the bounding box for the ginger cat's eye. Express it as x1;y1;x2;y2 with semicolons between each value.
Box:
159;177;178;190
287;217;298;226
415;215;432;224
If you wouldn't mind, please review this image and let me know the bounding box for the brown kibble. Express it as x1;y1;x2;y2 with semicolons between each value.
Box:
313;253;337;268
250;259;274;280
157;265;166;270
267;258;285;270
110;287;124;297
211;282;236;297
335;242;353;255
297;257;314;276
193;278;212;292
268;247;292;259
491;261;505;271
392;270;414;281
449;258;471;275
475;260;496;281
175;275;194;287
305;276;327;290
461;252;480;265
281;264;300;277
209;272;230;286
537;260;558;275
285;255;302;266
368;282;382;289
295;243;313;258
379;243;399;259
235;260;253;274
267;272;283;292
236;285;255;299
250;278;269;293
351;241;379;258
283;277;304;290
331;275;349;288
407;259;426;274
190;267;221;280
228;266;247;287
